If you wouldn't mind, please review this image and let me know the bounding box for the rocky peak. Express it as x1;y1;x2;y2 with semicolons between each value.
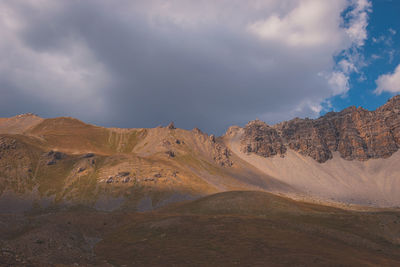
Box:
239;95;400;163
209;134;216;143
378;95;400;112
167;122;176;130
15;113;38;118
246;119;269;127
192;127;203;134
225;126;241;137
340;106;357;114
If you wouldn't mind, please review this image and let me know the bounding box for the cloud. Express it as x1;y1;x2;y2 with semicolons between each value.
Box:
375;64;400;94
345;0;371;47
0;0;372;134
338;59;358;74
0;1;111;119
372;28;396;46
248;1;344;47
328;72;350;95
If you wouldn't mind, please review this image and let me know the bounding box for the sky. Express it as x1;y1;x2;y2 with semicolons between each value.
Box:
0;0;399;135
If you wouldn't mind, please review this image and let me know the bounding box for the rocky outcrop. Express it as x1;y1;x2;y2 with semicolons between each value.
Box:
240;120;286;158
205;132;232;167
240;95;400;163
192;127;233;167
167;122;176;130
45;150;66;165
0;137;17;151
213;143;232;167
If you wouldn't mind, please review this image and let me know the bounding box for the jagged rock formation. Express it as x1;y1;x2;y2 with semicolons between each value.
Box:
241;120;286;158
167;122;176;130
209;134;233;167
240;96;400;163
191;128;233;167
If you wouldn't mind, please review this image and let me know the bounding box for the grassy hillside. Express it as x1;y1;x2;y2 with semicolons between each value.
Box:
27;117;147;154
0;117;244;211
95;191;400;266
2;191;397;266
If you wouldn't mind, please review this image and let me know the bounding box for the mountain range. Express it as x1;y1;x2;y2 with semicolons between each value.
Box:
1;96;400;211
1;96;400;266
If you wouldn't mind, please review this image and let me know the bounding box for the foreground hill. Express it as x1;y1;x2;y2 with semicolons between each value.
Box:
0;96;400;210
1;191;400;266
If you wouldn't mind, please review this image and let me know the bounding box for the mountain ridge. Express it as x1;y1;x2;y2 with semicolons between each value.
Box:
236;95;400;163
1;95;400;209
4;95;400;163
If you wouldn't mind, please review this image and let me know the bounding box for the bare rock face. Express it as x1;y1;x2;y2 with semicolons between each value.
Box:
240;120;286;158
277;118;332;163
240;96;400;163
213;143;232;167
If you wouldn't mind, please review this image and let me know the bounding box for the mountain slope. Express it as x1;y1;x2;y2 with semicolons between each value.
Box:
0;116;292;212
225;129;400;206
1;95;400;210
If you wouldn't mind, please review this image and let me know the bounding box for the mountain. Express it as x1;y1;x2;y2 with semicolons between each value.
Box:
2;97;400;266
0;114;286;213
1;96;400;212
236;95;400;163
224;96;400;207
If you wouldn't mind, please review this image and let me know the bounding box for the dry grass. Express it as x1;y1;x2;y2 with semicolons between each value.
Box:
1;191;400;266
95;191;400;266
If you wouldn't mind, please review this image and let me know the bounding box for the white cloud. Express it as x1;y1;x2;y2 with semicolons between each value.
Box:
248;1;345;48
345;0;372;46
371;29;395;46
328;72;350;95
371;54;381;60
331;0;371;95
375;64;400;94
338;59;357;74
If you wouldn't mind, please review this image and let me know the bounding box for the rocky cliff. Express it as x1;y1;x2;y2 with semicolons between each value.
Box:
239;95;400;163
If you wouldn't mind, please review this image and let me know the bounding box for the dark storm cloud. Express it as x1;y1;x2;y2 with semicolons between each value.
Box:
0;0;370;134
